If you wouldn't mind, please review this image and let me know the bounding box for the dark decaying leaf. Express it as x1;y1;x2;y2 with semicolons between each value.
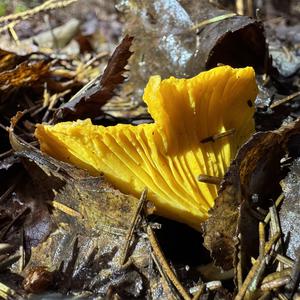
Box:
202;118;300;273
0;121;58;252
8;130;171;298
118;0;270;103
54;35;134;122
181;1;270;74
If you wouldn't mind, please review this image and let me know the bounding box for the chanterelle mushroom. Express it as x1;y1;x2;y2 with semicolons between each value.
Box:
35;66;258;229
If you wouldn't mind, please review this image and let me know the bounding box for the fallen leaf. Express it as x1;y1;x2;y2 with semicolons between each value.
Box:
202;118;300;272
0;60;50;92
8;130;167;297
54;35;133;121
118;0;269;103
182;1;269;74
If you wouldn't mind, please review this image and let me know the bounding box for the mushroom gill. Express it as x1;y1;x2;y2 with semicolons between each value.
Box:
35;66;258;229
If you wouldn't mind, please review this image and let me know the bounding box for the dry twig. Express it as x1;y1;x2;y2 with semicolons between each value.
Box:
147;225;192;300
0;0;78;34
119;188;147;266
270;91;300;109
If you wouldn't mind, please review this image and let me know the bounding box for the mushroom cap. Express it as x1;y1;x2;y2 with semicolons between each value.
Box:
35;66;258;229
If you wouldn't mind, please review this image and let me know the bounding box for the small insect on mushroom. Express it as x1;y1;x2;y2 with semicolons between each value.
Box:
35;66;258;230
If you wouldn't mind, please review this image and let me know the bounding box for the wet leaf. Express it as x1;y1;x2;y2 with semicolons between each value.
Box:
182;1;269;74
1;144;58;250
202;118;300;271
118;0;269;102
54;35;133;121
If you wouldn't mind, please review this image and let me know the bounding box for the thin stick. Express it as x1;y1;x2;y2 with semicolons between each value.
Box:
236;0;244;15
190;13;236;31
0;182;18;204
264;194;284;223
275;254;294;268
264;232;280;254
269;206;279;236
119;188;147;266
0;282;16;298
235;257;266;300
0;244;12;255
19;229;25;272
78;52;109;74
257;291;272;300
269;205;283;255
247;0;254;17
237;249;243;290
8;24;20;45
150;253;181;300
0;0;77;23
262;268;291;284
0;0;78;34
0;253;21;271
200;128;235;143
191;285;205;300
147;225;192;300
259;222;265;258
270;91;300;109
261;276;290;291
49;200;82;218
0;207;30;240
0;149;13;159
197;175;222;185
248;257;266;292
235;232;280;300
277;293;289;300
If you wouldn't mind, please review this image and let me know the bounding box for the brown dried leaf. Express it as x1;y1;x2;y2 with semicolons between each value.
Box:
0;60;50;91
119;0;269;103
54;35;133;121
0;49;29;73
8;131;167;297
0;167;55;255
202;119;300;271
182;1;269;74
9;130;140;232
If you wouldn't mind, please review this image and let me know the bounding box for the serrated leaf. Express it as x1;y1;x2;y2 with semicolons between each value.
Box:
54;35;133;121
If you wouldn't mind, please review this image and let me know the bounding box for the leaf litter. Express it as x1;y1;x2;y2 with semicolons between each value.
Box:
0;0;299;299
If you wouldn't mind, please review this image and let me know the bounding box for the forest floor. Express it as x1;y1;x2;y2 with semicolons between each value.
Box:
0;0;299;299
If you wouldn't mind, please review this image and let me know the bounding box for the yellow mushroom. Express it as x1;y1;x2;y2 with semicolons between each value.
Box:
35;66;258;230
